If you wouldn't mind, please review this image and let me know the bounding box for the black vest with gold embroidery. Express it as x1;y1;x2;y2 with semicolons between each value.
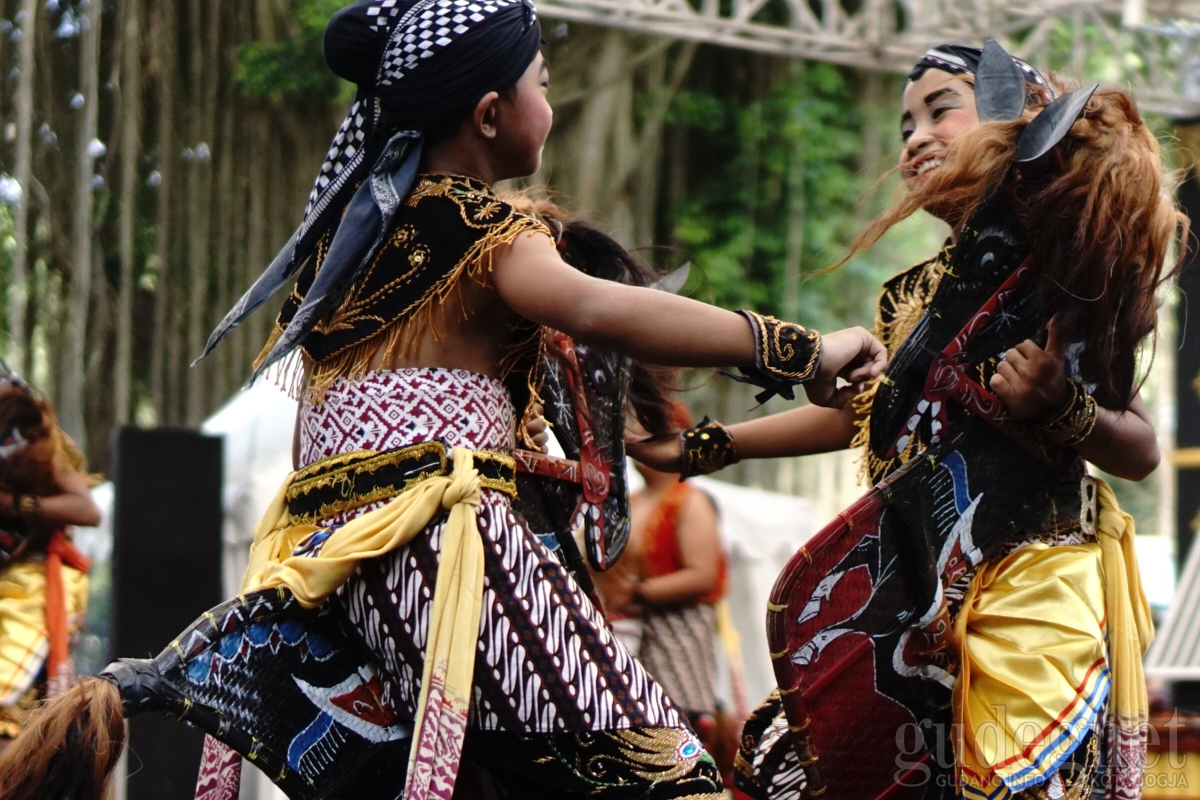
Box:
258;174;549;399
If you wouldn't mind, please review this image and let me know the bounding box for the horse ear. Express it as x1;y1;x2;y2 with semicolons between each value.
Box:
651;263;690;295
1014;83;1098;163
975;37;1027;121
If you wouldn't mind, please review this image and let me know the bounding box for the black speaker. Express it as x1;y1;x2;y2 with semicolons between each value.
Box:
1178;169;1200;567
112;425;224;800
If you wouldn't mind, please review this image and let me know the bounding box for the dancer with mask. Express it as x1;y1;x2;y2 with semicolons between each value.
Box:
0;2;887;799
631;43;1173;800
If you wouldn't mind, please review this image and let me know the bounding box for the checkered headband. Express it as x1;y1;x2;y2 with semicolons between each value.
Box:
200;0;541;366
910;44;1049;92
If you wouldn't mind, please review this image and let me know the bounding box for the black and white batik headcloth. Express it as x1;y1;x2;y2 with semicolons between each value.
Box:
198;0;541;372
909;43;1050;93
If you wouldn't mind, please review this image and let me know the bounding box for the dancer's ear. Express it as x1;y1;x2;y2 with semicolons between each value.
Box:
473;91;501;140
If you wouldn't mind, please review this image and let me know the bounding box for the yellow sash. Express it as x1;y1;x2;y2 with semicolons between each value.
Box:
954;478;1154;798
241;446;486;800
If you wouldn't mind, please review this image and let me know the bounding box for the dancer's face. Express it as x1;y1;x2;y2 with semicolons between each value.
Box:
898;69;979;195
494;53;553;178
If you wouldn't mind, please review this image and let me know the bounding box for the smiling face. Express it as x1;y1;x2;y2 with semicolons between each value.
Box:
899;69;980;209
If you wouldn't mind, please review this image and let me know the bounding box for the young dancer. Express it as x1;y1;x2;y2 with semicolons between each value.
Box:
631;44;1175;800
0;367;100;746
0;2;885;799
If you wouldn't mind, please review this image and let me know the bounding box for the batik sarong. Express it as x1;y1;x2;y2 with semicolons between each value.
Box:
280;367;722;797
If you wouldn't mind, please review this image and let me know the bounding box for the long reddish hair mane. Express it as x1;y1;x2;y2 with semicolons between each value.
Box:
0;388;64;498
849;80;1185;408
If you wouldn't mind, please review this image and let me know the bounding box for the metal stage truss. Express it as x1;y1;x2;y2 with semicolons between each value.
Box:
538;0;1200;117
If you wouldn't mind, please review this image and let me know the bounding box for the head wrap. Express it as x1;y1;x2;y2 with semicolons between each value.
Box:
909;44;1049;91
200;0;542;373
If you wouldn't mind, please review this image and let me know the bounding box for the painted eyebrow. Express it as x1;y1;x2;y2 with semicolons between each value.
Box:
900;86;962;128
923;86;960;106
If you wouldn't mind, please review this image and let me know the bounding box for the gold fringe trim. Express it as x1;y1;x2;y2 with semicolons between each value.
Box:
254;214;550;403
852;245;954;485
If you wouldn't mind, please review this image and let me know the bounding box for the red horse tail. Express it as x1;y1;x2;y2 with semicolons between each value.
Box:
0;677;125;800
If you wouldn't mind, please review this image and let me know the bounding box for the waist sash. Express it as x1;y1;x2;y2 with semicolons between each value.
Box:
287;442;516;525
242;443;510;800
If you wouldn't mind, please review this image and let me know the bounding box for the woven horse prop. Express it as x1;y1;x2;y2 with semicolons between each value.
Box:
513;218;687;583
765;40;1098;800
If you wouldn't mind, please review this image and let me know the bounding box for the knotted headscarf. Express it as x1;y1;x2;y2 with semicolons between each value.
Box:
200;0;542;372
909;44;1049;91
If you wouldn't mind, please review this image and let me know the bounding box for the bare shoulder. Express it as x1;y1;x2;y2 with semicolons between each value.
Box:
494;227;558;268
681;485;720;527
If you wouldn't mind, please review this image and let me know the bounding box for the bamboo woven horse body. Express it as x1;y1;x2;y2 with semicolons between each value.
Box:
105;589;410;800
765;40;1098;799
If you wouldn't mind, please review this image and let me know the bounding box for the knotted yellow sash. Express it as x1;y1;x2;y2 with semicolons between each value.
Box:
0;560;89;711
954;478;1154;799
240;447;486;800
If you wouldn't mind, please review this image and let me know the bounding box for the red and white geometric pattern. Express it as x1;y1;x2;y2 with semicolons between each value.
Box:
299;368;514;466
193;736;242;800
300;367;680;733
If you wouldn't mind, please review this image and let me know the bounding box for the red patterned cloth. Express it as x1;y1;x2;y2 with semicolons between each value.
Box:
193;736;241;800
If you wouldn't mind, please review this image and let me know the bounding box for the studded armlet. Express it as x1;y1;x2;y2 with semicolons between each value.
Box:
728;310;822;403
680;417;741;479
1039;379;1098;447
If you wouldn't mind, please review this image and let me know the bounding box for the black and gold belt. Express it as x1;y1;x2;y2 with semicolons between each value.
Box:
286;441;517;525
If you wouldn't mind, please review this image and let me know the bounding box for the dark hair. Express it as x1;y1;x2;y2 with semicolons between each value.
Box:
503;194;680;436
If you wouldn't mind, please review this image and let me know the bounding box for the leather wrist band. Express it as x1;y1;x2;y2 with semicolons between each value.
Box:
680;416;741;479
725;310;822;403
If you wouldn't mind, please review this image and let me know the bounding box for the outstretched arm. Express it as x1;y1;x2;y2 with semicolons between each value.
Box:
492;232;887;401
626;403;859;473
0;452;102;528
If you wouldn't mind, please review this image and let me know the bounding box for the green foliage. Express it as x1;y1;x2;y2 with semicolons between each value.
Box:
669;62;941;331
236;0;351;101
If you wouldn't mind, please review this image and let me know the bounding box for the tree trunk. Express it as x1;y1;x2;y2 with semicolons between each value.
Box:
10;0;38;375
115;0;142;425
150;0;177;423
185;0;217;425
61;0;102;442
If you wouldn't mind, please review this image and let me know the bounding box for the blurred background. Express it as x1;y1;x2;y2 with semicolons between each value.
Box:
7;0;1200;796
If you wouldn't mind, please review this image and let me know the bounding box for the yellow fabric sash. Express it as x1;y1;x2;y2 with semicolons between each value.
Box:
0;561;88;706
953;479;1154;799
1094;479;1154;732
240;447;486;800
